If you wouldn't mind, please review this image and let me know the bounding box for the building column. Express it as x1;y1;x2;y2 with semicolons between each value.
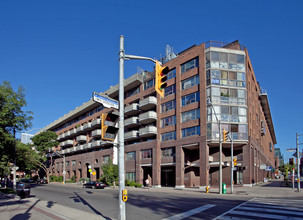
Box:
175;145;184;188
200;138;209;188
152;141;161;187
243;143;252;186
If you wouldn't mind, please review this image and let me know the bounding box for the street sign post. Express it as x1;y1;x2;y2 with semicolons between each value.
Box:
93;92;119;109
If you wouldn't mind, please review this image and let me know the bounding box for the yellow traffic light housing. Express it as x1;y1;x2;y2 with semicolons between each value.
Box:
223;129;229;142
233;159;238;166
155;60;169;98
101;113;119;141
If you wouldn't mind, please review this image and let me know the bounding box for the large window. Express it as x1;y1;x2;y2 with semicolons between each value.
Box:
181;92;200;106
164;84;176;97
167;68;176;80
207;87;246;105
141;149;152;159
144;79;155;90
181;57;199;74
161;147;175;158
181;75;199;90
161;131;176;141
125;86;140;98
207;69;245;87
126;172;136;182
182;109;200;122
161;115;176;127
126;151;136;160
182;126;200;138
206;51;245;71
161;100;176;112
103;155;110;164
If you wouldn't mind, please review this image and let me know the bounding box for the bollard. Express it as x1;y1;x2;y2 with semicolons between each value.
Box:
222;183;226;194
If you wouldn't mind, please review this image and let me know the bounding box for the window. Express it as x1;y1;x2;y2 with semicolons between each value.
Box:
161;100;176;112
161;115;176;127
164;84;176;97
141;149;152;159
61;162;64;168
181;57;199;73
72;160;76;166
182;109;200;122
161;147;175;158
181;92;200;106
103;155;110;164
56;162;59;169
167;68;176;80
161;131;176;141
126;172;136;182
125;86;140;98
182;126;200;138
66;161;70;167
126;151;136;160
144;79;155;90
181;75;199;90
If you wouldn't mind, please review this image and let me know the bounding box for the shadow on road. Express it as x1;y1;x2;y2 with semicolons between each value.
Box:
10;199;40;220
72;191;111;220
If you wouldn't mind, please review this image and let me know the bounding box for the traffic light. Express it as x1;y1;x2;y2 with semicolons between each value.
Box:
101;112;119;141
289;158;294;165
233;159;238;166
223;129;229;142
155;60;169;98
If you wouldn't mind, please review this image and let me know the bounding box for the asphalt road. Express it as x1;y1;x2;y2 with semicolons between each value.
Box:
29;183;248;220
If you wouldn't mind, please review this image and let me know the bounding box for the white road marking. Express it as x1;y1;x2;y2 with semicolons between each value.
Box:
162;204;216;220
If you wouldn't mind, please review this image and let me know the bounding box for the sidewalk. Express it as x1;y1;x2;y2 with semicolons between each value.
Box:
0;192;106;220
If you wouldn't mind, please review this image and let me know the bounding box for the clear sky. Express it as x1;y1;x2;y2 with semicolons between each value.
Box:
1;0;302;162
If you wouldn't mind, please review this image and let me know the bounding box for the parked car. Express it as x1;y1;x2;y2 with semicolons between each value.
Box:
37;179;48;184
83;181;105;189
19;178;36;184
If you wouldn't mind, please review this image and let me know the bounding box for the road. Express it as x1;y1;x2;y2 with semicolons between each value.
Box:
29;180;303;220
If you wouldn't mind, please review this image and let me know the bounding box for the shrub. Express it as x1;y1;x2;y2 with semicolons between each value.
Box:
79;177;90;183
71;175;77;183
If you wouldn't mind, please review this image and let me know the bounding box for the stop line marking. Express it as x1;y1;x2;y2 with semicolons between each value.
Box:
162;204;216;220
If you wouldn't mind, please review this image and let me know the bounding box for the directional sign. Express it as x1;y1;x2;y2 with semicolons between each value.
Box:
93;92;119;109
292;152;303;157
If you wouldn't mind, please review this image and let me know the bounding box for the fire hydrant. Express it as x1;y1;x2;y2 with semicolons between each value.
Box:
205;186;210;193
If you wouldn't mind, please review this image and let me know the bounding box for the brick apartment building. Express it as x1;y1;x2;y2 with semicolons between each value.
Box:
39;40;277;188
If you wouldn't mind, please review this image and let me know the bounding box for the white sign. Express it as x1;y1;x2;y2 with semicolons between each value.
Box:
93;92;119;109
260;164;266;170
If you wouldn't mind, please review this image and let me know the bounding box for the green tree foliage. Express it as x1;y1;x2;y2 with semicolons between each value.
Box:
16;141;40;173
0;81;33;177
31;131;59;153
101;159;119;185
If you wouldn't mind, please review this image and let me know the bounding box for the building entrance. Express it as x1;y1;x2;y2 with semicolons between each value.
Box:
161;166;175;186
142;166;152;186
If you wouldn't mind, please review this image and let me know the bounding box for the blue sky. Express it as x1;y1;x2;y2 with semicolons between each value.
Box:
1;0;302;162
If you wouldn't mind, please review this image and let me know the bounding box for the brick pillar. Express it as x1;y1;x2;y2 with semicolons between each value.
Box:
200;138;209;187
152;141;161;187
175;145;184;188
242;143;252;185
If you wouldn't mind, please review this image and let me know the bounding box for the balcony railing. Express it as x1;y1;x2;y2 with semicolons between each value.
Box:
125;130;139;140
139;111;157;124
139;126;157;137
91;118;101;127
64;140;73;147
83;122;92;130
124;117;139;128
139;96;157;111
92;129;101;137
125;103;140;116
76;135;86;143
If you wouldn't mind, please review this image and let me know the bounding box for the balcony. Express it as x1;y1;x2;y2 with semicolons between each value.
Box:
124;130;139;140
139;96;157;111
139;111;157;124
76;145;84;151
76;135;86;143
76;125;85;134
124;117;139;128
64;130;71;138
70;128;77;136
92;140;101;148
64;140;73;147
70;147;77;152
83;122;92;131
92;129;101;137
125;103;140;116
60;142;65;147
139;126;157;138
59;133;65;140
83;143;92;149
91;118;101;128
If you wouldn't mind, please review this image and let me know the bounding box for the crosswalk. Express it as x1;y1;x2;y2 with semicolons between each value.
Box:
214;198;303;220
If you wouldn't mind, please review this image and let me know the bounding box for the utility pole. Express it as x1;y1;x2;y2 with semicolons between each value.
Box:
230;137;234;194
296;133;301;192
219;120;222;194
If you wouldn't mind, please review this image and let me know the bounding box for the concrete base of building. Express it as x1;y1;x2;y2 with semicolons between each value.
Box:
175;185;185;189
152;185;161;188
199;186;208;190
243;184;253;187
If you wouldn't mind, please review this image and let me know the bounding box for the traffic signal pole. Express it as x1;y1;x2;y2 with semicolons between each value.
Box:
296;133;300;192
230;137;234;194
118;35;160;220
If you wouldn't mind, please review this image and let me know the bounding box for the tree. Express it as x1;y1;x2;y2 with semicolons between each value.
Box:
31;131;59;182
0;81;33;177
101;159;119;186
16;142;40;175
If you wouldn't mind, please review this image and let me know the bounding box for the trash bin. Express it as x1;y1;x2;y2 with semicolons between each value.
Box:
222;183;226;194
16;182;31;199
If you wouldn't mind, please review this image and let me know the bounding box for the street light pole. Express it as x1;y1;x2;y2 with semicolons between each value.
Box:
230;137;234;194
219;120;222;195
296;133;300;192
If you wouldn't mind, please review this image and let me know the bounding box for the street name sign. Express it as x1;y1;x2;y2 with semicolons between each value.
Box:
93;92;119;109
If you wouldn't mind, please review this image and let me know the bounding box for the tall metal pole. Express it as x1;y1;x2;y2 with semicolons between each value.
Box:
230;137;233;194
63;155;66;184
13;128;17;190
118;35;126;220
219;120;222;194
296;133;300;192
